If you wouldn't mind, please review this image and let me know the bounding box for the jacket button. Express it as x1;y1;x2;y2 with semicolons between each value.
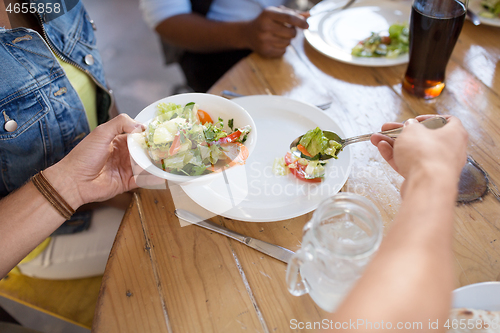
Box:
84;54;94;66
90;20;97;30
4;120;18;132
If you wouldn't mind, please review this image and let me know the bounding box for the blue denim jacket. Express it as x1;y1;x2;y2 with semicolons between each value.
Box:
0;1;111;198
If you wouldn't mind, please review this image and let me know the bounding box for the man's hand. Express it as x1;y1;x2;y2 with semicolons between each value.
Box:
371;115;468;181
242;6;309;57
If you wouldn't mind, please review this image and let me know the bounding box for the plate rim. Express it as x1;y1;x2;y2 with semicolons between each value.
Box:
181;95;352;222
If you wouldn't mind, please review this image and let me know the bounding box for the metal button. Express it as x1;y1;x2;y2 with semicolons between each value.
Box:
84;54;94;66
90;20;97;31
4;120;18;132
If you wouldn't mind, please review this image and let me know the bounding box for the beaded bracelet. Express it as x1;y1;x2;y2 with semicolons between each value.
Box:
32;170;75;220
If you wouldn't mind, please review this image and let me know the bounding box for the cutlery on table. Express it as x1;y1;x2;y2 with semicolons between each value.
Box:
220;90;332;110
466;8;481;26
174;209;294;264
290;116;447;160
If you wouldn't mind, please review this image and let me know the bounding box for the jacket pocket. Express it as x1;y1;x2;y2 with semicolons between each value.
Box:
0;90;50;196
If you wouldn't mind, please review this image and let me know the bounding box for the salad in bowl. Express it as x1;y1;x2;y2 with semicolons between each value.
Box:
128;93;257;183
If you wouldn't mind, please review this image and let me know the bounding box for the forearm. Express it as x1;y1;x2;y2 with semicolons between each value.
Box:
155;14;249;53
0;164;81;277
329;166;458;331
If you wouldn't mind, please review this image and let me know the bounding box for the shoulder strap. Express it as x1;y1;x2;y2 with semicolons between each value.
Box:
190;0;213;16
0;0;12;29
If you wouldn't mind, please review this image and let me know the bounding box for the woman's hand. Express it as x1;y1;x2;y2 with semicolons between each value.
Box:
46;114;145;208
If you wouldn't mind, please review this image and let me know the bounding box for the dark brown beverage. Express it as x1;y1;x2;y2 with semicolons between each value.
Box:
403;0;466;99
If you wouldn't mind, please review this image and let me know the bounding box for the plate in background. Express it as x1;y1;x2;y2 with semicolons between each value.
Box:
305;0;412;66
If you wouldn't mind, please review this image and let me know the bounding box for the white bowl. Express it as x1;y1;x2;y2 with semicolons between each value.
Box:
453;281;500;311
127;93;257;184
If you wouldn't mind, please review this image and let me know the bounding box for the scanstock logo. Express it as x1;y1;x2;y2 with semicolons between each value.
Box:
30;0;80;22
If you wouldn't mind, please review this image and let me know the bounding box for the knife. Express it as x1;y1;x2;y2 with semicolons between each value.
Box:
174;209;295;264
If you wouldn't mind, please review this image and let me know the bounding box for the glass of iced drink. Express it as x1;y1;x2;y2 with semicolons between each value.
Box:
286;193;383;312
402;0;468;99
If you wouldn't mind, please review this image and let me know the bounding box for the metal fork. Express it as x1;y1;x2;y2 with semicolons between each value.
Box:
220;90;332;110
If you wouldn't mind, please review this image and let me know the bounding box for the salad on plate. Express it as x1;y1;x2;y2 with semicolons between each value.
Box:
132;102;251;176
351;23;409;58
480;0;500;18
273;127;342;183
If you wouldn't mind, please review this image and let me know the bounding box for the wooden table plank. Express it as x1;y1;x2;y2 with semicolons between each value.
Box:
450;22;500;92
93;193;170;333
146;189;266;332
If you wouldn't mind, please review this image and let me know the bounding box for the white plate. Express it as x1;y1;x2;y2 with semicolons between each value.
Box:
453;282;500;311
468;1;500;27
180;96;352;222
305;0;412;67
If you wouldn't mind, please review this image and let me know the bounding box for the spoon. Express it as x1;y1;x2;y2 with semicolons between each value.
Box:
458;155;500;203
290;116;448;160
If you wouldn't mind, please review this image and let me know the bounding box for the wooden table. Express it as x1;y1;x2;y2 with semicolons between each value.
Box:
92;21;500;332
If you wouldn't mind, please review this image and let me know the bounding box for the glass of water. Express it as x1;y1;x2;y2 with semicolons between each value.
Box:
286;193;383;312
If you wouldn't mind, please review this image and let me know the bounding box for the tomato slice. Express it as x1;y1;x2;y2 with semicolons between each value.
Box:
208;142;249;173
197;109;213;124
217;130;241;144
381;36;391;44
284;152;322;183
169;133;181;156
221;142;249;165
296;144;312;157
284;152;295;166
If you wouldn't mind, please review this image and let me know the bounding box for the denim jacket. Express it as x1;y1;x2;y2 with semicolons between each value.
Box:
0;1;111;232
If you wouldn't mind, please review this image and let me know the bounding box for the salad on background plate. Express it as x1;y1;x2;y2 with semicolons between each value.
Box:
132;102;251;176
351;22;409;58
468;0;500;26
479;0;500;18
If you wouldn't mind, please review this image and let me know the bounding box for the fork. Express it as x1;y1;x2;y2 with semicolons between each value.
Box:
220;90;332;110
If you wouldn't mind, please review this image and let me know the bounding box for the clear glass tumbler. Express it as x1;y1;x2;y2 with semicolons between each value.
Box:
402;0;468;99
286;193;383;312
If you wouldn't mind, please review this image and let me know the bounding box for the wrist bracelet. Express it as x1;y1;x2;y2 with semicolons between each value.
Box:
32;170;75;220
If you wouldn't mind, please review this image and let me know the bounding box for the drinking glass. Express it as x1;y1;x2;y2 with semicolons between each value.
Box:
402;0;468;99
286;193;383;312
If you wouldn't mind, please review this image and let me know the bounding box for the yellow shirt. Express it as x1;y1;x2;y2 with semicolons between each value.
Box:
55;56;98;130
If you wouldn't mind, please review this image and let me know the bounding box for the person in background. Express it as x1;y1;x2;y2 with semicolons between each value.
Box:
0;0;129;279
140;0;311;92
